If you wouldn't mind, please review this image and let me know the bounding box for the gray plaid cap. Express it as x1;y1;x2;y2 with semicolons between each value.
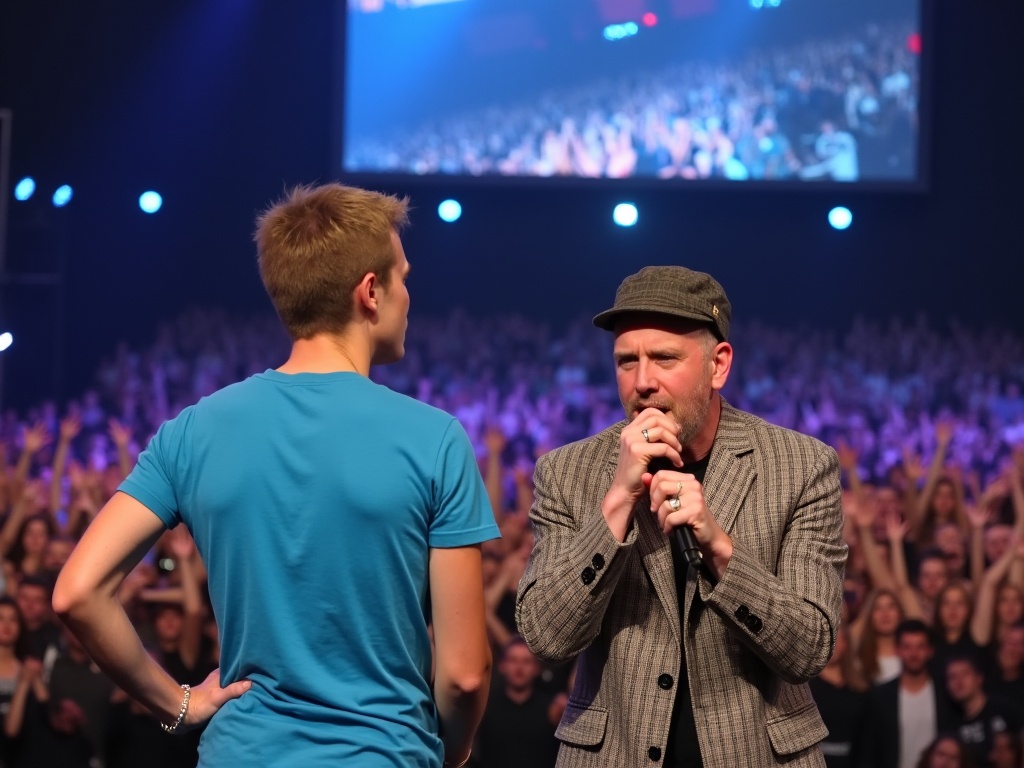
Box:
592;265;731;341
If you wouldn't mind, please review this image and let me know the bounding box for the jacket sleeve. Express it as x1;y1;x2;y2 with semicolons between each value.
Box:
698;444;847;683
515;450;638;663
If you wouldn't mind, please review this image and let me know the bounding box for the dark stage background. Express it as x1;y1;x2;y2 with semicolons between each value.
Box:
0;0;1022;413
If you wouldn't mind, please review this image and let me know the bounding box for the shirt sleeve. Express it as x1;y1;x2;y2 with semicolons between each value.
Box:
428;418;500;548
117;408;193;529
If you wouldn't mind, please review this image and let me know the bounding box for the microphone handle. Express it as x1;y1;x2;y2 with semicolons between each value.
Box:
648;457;702;568
674;525;703;569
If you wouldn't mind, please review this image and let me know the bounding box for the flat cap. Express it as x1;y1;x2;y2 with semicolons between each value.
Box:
592;265;731;340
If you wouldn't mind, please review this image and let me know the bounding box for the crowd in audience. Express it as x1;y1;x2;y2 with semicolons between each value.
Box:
0;305;1022;767
347;22;919;183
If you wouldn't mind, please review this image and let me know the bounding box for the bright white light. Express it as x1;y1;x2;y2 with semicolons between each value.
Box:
0;333;12;352
52;185;73;207
438;199;462;223
139;191;163;214
14;177;36;201
829;206;853;230
613;203;638;227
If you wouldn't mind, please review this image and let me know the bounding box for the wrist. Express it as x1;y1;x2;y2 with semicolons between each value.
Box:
160;684;191;734
704;533;733;580
601;487;636;541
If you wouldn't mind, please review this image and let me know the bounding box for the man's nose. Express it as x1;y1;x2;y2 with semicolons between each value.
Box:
634;360;659;393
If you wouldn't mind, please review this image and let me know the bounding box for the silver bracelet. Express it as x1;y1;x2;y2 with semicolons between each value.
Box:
161;683;191;733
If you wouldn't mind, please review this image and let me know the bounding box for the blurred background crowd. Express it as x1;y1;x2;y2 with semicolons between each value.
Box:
0;306;1022;767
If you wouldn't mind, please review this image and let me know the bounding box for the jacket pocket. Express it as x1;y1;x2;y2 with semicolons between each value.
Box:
765;702;827;756
555;701;608;747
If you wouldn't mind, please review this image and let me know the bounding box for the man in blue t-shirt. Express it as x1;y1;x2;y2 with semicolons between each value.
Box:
52;183;499;767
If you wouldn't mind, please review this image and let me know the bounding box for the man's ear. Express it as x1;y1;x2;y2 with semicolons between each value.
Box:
353;271;379;317
710;341;733;392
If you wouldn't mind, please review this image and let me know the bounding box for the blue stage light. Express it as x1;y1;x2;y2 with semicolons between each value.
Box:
613;203;638;227
139;191;163;214
0;332;12;352
438;199;462;223
750;0;765;8
14;177;35;201
52;185;73;207
829;206;853;230
603;22;639;41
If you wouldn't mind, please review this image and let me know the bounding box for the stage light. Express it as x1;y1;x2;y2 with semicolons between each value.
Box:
613;203;638;227
641;12;658;27
0;332;12;352
139;191;163;214
438;199;462;223
750;0;764;8
52;185;73;207
767;0;781;6
14;177;35;201
828;206;853;230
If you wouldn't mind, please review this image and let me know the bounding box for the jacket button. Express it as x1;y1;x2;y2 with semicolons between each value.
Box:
657;674;674;690
745;614;764;634
734;604;750;622
580;567;596;585
592;553;605;570
648;746;662;761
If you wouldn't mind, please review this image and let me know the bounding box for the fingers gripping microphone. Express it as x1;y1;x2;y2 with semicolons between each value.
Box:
648;457;702;569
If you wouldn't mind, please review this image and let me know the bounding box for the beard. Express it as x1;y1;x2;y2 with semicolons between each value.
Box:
623;367;714;449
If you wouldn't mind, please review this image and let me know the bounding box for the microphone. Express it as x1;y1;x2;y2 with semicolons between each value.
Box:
648;457;702;569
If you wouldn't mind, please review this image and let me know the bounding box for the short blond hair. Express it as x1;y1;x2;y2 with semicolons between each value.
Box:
255;183;409;339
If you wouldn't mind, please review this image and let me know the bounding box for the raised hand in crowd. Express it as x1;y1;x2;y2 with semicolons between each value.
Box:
483;426;508;516
3;656;49;739
852;492;893;591
10;422;52;503
969;532;1024;648
511;459;534;521
48;413;82;516
108;418;134;478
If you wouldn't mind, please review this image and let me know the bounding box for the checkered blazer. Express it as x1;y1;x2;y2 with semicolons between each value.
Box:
516;401;847;768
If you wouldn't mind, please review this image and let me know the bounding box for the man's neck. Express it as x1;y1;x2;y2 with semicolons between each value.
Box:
681;394;722;463
277;333;370;376
961;691;987;720
900;670;932;693
998;649;1021;679
505;686;534;705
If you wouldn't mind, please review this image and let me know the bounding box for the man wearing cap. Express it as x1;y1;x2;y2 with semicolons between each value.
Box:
516;266;846;768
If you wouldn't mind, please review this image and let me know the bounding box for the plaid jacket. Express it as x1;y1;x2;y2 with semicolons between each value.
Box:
516;402;847;768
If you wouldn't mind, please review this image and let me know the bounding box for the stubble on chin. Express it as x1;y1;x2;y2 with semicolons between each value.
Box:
624;396;708;447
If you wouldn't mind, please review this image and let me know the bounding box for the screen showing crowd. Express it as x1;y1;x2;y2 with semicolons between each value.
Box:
342;0;922;184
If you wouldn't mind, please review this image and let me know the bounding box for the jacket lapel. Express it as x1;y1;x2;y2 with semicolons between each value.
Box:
701;402;756;536
682;401;757;616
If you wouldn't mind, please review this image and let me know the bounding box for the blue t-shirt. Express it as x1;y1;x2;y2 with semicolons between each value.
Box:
119;370;500;766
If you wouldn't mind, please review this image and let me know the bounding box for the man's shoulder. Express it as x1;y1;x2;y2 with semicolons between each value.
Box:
721;402;835;460
537;420;624;471
200;374;458;427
